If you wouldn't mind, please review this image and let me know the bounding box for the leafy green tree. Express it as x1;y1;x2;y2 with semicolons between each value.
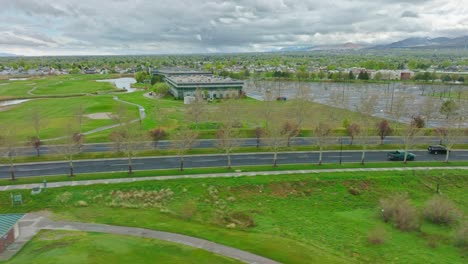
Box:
135;71;149;83
440;100;459;119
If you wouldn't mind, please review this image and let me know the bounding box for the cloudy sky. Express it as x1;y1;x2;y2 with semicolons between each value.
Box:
1;0;467;56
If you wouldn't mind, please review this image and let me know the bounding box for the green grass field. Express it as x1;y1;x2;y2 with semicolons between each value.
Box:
1;170;466;263
0;95;137;140
3;230;241;264
0;74;120;99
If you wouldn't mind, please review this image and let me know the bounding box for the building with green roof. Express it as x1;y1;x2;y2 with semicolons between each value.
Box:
0;214;24;253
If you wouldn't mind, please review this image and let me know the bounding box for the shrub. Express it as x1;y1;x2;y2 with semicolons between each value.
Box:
149;128;166;143
379;193;420;231
367;226;387;245
348;187;361;196
75;200;88;207
454;222;468;248
55;192;73;204
379;193;409;222
394;203;421;231
423;196;461;225
225;212;256;228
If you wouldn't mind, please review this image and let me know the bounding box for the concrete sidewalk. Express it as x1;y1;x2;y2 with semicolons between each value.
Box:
0;213;279;264
1;166;467;192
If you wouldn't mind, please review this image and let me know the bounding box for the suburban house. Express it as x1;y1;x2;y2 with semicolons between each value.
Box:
0;214;24;254
151;68;244;99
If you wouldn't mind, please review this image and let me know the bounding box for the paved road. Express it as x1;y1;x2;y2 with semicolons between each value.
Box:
9;136;468;157
0;213;278;264
1;150;467;178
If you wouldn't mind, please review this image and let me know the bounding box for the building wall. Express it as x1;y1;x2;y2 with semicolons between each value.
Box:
0;228;15;253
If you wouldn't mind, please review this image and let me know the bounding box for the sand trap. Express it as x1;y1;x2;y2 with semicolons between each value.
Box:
85;112;112;119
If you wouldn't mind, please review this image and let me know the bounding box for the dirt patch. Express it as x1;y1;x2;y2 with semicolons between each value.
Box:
85;112;112;119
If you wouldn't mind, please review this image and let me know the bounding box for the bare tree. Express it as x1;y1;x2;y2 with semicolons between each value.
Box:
439;114;465;162
111;103;130;127
152;102;168;130
55;122;81;177
282;121;300;147
171;126;198;171
28;136;42;156
254;127;265;148
314;122;332;165
0;127;19;181
30;107;43;156
401;121;423;163
215;99;242;169
263;119;289;167
109;130;126;153
119;122;147;174
356;94;379;164
420;97;437;126
149;128;166;148
74;103;86;134
185;88;206;129
376;120;392;145
291;83;313;129
346;123;360;145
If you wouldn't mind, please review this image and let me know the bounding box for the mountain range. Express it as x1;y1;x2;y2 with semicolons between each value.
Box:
278;35;468;52
0;53;18;57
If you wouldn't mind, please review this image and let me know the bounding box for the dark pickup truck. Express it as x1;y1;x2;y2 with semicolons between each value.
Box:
428;145;448;154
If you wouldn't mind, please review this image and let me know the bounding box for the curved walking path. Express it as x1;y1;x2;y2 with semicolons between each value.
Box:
0;213;279;264
26;85;37;95
1;166;467;192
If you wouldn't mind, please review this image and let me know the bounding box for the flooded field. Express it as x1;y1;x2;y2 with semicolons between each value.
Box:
245;80;468;128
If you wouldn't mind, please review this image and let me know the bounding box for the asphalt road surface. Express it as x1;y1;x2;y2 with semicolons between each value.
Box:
1;150;467;178
8;136;468;157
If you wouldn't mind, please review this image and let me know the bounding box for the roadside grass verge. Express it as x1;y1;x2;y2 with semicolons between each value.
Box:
0;170;466;263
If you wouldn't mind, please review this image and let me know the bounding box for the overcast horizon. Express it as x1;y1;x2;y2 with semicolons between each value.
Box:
1;0;467;56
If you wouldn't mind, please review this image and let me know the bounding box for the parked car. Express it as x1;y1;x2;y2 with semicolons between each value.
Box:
428;145;448;154
387;150;415;161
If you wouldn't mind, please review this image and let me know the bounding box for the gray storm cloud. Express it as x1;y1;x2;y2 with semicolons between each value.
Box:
0;0;466;55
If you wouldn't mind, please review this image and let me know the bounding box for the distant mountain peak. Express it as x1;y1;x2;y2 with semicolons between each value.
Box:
0;52;17;57
373;35;468;49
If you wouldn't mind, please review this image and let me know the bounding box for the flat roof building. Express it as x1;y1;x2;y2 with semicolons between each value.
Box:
151;68;212;77
152;68;244;99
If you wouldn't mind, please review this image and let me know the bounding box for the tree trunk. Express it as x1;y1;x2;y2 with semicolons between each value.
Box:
380;137;384;145
128;155;133;174
360;150;366;165
227;153;232;169
403;152;408;164
256;138;260;148
273;151;278;167
69;159;74;177
444;149;450;163
10;164;15;181
36;147;40;156
180;156;184;171
318;146;323;165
